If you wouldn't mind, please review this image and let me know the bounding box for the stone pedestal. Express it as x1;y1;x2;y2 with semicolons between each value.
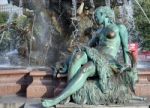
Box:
27;70;54;98
135;69;150;96
0;69;30;96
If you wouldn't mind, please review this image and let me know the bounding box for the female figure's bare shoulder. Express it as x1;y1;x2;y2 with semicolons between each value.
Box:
117;24;128;32
110;24;119;30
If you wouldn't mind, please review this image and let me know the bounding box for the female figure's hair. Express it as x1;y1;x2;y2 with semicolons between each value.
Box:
94;6;115;22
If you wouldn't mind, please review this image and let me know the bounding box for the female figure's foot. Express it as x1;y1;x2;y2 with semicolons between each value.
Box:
42;99;58;108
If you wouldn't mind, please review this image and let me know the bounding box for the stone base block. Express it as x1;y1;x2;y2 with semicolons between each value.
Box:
56;104;149;108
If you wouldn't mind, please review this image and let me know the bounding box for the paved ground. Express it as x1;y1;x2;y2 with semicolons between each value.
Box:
0;95;150;108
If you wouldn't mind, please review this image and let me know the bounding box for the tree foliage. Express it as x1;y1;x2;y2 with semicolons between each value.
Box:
133;0;150;50
0;12;8;24
134;0;150;38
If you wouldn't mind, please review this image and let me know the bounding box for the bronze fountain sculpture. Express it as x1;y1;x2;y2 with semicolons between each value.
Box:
42;6;145;108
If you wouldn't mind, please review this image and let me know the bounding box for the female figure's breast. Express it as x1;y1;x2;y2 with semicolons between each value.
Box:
99;25;120;58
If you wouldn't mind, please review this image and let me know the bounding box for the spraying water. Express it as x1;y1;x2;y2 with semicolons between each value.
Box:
28;14;36;66
105;0;110;6
0;32;5;45
118;0;135;42
19;0;23;7
7;12;14;24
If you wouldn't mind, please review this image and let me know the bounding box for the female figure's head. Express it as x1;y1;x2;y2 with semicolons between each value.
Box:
94;6;115;25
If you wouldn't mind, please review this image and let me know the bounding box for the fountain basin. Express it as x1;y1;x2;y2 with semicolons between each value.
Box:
27;68;150;98
0;68;149;97
0;66;51;96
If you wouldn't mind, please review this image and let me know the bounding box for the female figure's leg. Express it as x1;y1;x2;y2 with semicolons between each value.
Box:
68;50;88;80
42;61;96;107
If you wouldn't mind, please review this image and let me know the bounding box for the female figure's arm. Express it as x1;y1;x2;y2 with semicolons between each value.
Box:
119;24;129;65
88;28;103;47
88;34;99;47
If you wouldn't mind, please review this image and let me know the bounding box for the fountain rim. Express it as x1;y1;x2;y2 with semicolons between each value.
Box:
0;65;51;71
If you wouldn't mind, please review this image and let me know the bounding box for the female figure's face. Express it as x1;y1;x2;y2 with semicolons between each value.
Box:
94;11;105;25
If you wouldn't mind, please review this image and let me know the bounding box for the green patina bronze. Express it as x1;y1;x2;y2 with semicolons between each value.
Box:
42;6;144;107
